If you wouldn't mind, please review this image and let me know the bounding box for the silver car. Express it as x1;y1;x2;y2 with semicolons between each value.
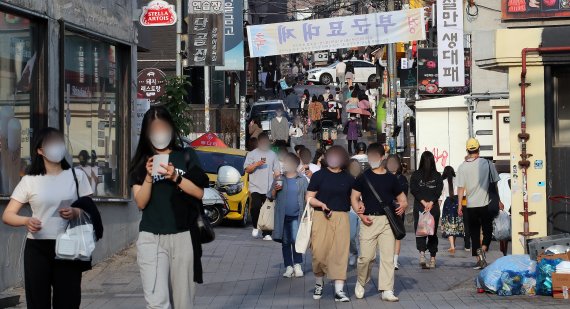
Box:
306;60;378;85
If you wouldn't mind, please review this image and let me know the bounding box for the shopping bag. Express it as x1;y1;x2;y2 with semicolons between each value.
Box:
493;210;511;241
295;198;313;254
56;210;96;261
416;211;435;237
257;199;275;231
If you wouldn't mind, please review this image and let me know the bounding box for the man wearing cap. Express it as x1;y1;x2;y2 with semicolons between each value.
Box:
457;138;503;270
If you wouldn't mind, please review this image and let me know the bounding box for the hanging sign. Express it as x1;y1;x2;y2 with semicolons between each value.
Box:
436;0;465;87
140;0;177;27
215;0;244;71
137;68;167;104
246;8;425;58
187;0;225;66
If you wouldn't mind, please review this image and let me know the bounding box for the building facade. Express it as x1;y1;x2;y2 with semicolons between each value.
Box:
0;0;140;291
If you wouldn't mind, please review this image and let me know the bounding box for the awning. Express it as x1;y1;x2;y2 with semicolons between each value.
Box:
190;133;228;148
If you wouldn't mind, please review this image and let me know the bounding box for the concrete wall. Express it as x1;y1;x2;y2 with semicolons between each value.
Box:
0;0;140;292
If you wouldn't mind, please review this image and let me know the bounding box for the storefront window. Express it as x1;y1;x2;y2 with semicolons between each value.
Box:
64;32;122;197
0;12;37;196
554;71;570;146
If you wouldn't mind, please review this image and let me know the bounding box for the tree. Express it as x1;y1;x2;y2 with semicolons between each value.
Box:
158;76;193;135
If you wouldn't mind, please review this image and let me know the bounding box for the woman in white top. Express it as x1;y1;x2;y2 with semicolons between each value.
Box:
289;117;304;149
438;166;464;255
2;127;93;309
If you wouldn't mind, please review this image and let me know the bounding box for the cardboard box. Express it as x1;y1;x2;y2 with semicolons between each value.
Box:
537;251;570;263
552;273;570;299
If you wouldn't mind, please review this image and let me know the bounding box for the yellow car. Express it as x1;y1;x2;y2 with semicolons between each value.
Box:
194;146;249;226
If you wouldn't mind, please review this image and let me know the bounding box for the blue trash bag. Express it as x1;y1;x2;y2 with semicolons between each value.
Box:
536;258;563;296
476;255;537;294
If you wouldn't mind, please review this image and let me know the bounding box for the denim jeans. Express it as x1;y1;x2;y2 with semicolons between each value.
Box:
349;210;360;256
282;215;303;267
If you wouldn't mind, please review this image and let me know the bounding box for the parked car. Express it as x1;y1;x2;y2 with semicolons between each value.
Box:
247;99;291;134
194;146;250;226
306;60;377;85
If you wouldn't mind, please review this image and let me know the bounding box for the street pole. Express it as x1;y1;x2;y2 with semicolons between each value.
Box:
239;95;246;150
175;0;182;77
387;0;397;154
204;67;210;132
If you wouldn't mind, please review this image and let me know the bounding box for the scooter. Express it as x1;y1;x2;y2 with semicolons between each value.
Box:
202;188;229;227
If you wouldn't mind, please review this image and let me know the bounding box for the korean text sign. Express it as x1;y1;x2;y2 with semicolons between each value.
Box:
436;0;465;87
246;8;426;58
215;0;244;71
188;0;225;66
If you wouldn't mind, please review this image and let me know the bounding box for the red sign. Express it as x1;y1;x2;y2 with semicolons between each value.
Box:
137;68;167;103
190;133;228;148
140;0;177;27
502;0;570;20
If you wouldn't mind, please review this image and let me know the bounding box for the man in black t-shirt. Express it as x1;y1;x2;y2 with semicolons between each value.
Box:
350;143;408;302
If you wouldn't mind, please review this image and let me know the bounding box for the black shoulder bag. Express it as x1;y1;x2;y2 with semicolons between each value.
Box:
363;174;406;240
486;159;500;218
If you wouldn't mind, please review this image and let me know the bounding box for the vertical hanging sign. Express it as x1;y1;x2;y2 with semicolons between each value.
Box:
215;0;244;71
188;0;225;66
436;0;465;87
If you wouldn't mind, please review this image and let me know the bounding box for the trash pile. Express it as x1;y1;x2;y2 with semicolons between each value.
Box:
476;233;570;299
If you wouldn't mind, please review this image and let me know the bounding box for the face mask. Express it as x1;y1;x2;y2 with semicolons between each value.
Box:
258;142;270;151
327;156;341;168
150;131;172;150
369;160;382;169
284;164;296;173
43;142;67;163
326;90;330;93
276;112;283;117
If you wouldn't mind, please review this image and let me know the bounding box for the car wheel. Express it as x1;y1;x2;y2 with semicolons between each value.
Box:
368;74;377;83
319;73;333;85
240;199;249;227
205;206;223;227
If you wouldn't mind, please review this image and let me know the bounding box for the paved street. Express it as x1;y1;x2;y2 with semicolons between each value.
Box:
7;226;568;309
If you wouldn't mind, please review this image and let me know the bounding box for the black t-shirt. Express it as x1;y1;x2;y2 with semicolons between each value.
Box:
353;169;403;215
307;168;354;212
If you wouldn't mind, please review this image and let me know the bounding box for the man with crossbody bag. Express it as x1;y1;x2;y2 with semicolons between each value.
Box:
350;143;408;302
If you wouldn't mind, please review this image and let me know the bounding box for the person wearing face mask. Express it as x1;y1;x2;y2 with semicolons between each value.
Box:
244;133;281;240
299;148;319;181
351;143;408;302
270;108;289;145
269;153;309;278
306;146;354;302
128;107;209;308
3;128;93;309
385;154;409;270
323;86;331;102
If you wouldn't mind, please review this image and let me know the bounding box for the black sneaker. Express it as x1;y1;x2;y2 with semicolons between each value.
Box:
334;290;350;302
473;259;488;270
313;284;323;300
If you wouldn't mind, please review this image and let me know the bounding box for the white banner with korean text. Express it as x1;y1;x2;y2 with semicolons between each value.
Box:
246;8;426;58
436;0;464;87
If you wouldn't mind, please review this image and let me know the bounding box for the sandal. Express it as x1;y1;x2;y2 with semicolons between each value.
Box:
448;248;455;255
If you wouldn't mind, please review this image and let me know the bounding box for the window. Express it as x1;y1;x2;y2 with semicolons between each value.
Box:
554;71;570;146
0;12;39;196
64;31;124;197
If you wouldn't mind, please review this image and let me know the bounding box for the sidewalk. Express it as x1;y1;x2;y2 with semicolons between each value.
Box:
8;227;568;308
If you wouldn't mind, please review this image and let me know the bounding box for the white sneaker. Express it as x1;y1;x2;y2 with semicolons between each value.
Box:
252;228;259;238
263;235;273;241
349;254;357;266
293;264;304;277
283;266;294;278
381;290;399;302
354;282;365;299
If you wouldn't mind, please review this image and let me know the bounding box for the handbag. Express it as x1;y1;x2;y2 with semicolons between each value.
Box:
416;211;435;237
363;175;406;240
295;197;313;254
257;199;275;231
486;159;500;218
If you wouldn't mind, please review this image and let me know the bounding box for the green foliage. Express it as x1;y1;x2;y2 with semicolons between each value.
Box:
158;76;192;135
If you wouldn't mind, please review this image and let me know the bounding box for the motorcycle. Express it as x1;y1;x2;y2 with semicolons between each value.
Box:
202;187;229;227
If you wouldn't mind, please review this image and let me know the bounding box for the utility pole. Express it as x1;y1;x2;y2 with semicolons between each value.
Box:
205;67;210;132
387;0;397;154
176;0;182;77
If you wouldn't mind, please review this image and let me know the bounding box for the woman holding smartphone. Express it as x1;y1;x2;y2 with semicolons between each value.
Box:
2;128;93;309
307;145;354;302
129;106;208;308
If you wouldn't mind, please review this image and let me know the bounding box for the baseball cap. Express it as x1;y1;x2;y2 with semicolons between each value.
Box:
466;138;480;151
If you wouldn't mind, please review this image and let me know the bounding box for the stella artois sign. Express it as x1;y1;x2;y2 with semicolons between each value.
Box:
140;0;177;27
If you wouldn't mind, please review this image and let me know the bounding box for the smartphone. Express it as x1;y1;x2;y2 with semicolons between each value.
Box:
324;209;332;218
304;166;309;171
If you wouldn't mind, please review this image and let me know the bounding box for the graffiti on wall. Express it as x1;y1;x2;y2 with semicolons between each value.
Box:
424;147;449;168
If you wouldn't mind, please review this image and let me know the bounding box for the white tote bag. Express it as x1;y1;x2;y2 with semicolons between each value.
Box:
295;198;313;254
257;199;275;231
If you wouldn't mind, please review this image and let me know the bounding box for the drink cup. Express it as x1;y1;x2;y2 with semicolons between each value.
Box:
152;154;169;176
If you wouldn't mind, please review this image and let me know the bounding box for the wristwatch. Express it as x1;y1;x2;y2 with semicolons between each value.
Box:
175;173;183;185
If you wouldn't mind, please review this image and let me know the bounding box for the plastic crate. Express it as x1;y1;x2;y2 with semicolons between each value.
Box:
527;233;570;260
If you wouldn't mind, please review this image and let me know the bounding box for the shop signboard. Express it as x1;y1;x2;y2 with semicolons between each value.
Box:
137;68;167;104
188;0;225;66
215;0;244;71
502;0;570;20
140;0;177;27
417;48;471;96
246;8;425;57
436;0;465;87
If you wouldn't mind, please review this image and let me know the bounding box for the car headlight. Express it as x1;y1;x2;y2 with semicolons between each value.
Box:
216;182;243;196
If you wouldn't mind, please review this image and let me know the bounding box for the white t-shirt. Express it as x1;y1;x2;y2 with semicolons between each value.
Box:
336;62;347;75
11;168;93;239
